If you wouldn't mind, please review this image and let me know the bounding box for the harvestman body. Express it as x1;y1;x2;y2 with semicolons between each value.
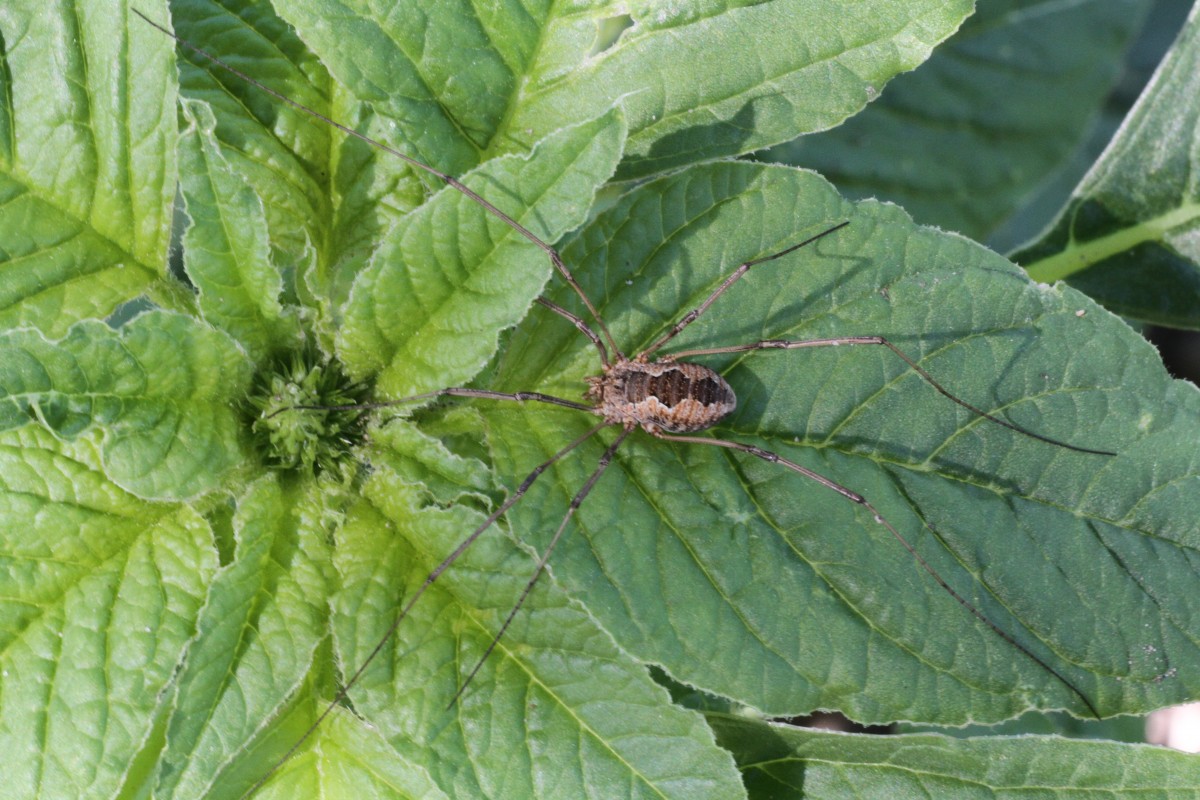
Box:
136;11;1116;797
592;360;736;433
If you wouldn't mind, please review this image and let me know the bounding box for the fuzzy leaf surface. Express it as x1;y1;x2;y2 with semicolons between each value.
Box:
179;98;298;361
264;421;749;800
271;0;975;180
0;428;216;799
3;3;1196;799
337;109;628;396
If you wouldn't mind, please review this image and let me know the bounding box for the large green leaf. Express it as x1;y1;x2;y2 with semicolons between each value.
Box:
249;708;452;800
0;1;175;335
761;0;1152;245
1017;2;1200;329
708;713;1200;798
270;0;975;180
0;311;253;500
483;162;1199;724
306;422;747;800
337;109;628;395
0;427;217;799
151;474;330;799
200;422;747;799
179;97;300;361
168;0;418;338
168;0;978;344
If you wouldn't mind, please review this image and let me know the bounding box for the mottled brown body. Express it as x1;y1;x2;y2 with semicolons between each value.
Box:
586;360;736;433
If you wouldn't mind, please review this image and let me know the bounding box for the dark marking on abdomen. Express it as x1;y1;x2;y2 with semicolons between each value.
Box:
624;366;726;409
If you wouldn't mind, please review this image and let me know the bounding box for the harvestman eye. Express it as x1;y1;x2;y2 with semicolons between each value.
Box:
136;11;1117;797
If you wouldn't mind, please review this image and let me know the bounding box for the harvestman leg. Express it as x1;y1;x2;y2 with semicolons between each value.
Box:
536;296;612;366
280;387;594;416
668;337;1115;456
274;300;612;416
449;425;634;706
134;8;625;363
138;5;1106;789
640;221;850;359
636;217;1112;456
635;218;1108;708
243;418;611;798
653;430;1101;718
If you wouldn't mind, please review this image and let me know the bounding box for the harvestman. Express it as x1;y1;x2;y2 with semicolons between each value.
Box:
136;11;1116;795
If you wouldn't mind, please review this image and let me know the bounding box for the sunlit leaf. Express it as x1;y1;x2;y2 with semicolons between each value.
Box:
0;1;175;334
0;428;216;798
0;311;252;500
2;2;1196;799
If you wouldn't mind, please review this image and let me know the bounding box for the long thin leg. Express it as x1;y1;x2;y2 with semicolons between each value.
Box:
241;421;612;800
134;9;623;363
639;221;849;360
448;425;635;707
536;296;611;367
271;387;596;418
652;430;1101;719
668;336;1115;456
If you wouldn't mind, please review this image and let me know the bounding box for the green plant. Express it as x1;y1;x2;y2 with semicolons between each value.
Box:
1;1;1197;798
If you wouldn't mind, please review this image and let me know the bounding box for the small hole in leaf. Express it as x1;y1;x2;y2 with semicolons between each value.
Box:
590;14;635;57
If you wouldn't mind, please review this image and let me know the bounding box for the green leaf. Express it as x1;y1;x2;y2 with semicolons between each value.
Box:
1017;3;1200;328
0;311;253;500
304;421;747;800
0;427;217;799
271;0;974;179
707;713;1200;798
0;2;174;335
899;708;1150;743
762;0;1153;245
337;109;628;395
7;3;1199;799
169;0;418;337
484;161;1199;724
253;709;451;800
152;474;330;799
179;98;299;361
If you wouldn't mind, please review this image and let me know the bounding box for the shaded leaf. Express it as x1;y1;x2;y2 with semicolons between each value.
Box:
762;0;1152;244
1017;3;1200;328
708;713;1200;799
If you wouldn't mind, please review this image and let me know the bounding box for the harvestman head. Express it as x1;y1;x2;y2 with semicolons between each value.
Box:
136;10;1117;797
